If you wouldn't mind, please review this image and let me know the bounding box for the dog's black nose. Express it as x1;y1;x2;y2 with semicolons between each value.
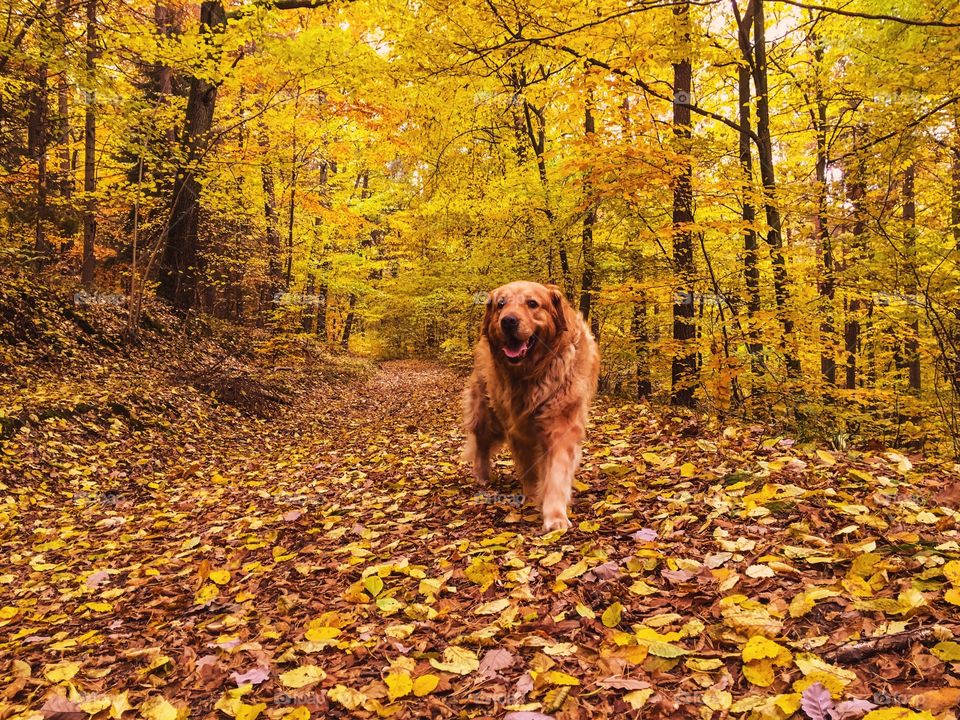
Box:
501;314;519;332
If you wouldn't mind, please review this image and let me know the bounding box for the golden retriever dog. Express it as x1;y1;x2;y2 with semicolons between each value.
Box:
462;281;600;531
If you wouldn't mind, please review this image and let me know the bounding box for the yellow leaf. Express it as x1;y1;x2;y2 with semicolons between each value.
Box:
571;605;594;622
140;695;180;720
79;695;112;714
703;688;732;711
863;709;934;719
110;692;132;719
429;646;478;675
601;602;622;628
816;449;836;465
44;661;80;683
412;674;439;696
557;560;589;582
464;558;498;591
474;598;510;615
85;601;113;612
364;575;384;597
538;552;563;568
209;570;231;585
543;642;577;656
944;587;960;606
623;688;653;709
235;703;266;720
743;636;791;665
932;641;960;662
679;462;697;478
194;583;219;605
279;665;326;688
943;561;960;586
304;626;340;642
385;671;412;701
743;659;775;687
542;671;579;686
385;624;415;639
327;685;367;710
789;588;838;617
0;606;18;620
284;709;311;720
686;658;723;672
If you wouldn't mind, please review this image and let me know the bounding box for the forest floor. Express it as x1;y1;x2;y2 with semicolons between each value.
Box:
4;308;960;719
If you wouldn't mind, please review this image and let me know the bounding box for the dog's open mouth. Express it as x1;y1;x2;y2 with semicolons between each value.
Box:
503;335;536;363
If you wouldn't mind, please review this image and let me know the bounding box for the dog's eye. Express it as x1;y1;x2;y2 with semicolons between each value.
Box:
497;298;506;308
526;299;539;309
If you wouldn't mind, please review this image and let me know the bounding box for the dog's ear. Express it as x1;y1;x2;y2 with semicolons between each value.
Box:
547;285;567;334
481;292;495;337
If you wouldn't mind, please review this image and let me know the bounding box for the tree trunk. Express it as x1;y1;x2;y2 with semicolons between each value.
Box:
734;33;762;367
670;0;697;408
812;41;836;385
258;133;283;308
632;297;652;399
512;66;571;294
580;97;598;335
29;56;51;267
341;293;356;348
80;0;97;288
902;161;921;393
159;0;226;310
751;0;799;378
845;138;867;390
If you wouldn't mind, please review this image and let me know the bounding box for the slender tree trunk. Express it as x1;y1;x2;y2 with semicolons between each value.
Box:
29;55;51;266
812;41;836;385
341;293;356;348
632;296;652;399
735;55;762;368
513;68;571;294
751;0;799;378
80;0;97;288
902;161;921;393
286;167;297;288
845;138;867;389
258;133;283;310
580;96;598;335
159;0;226;309
670;0;697;408
55;0;72;222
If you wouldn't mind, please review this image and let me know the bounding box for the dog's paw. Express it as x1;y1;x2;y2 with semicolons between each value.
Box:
542;515;571;532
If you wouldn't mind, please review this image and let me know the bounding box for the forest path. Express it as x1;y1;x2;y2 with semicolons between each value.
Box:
3;360;960;718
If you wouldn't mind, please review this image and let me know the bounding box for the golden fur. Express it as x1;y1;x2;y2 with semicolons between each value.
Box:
462;281;600;531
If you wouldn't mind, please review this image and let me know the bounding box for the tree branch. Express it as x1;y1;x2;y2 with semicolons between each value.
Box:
771;0;960;28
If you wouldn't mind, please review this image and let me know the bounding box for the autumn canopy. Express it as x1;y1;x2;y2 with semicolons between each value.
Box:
3;0;960;717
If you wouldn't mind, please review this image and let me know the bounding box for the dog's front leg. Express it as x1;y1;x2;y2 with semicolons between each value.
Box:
462;377;503;485
539;425;584;532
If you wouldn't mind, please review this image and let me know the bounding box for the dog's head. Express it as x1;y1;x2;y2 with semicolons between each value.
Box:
482;281;568;368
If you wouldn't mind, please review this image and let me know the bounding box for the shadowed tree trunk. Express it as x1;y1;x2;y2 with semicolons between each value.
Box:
670;0;697;408
580;95;598;335
733;0;762;371
812;39;836;386
29;51;51;266
258;132;283;312
751;0;799;378
80;0;97;288
901;160;921;393
845;132;867;389
159;0;226;309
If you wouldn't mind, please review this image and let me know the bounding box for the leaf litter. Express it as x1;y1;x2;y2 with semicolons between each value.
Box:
2;359;960;719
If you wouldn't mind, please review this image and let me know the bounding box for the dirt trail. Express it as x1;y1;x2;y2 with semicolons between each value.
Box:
3;360;960;718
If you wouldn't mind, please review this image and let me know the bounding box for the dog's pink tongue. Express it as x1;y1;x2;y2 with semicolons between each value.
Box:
503;339;529;359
